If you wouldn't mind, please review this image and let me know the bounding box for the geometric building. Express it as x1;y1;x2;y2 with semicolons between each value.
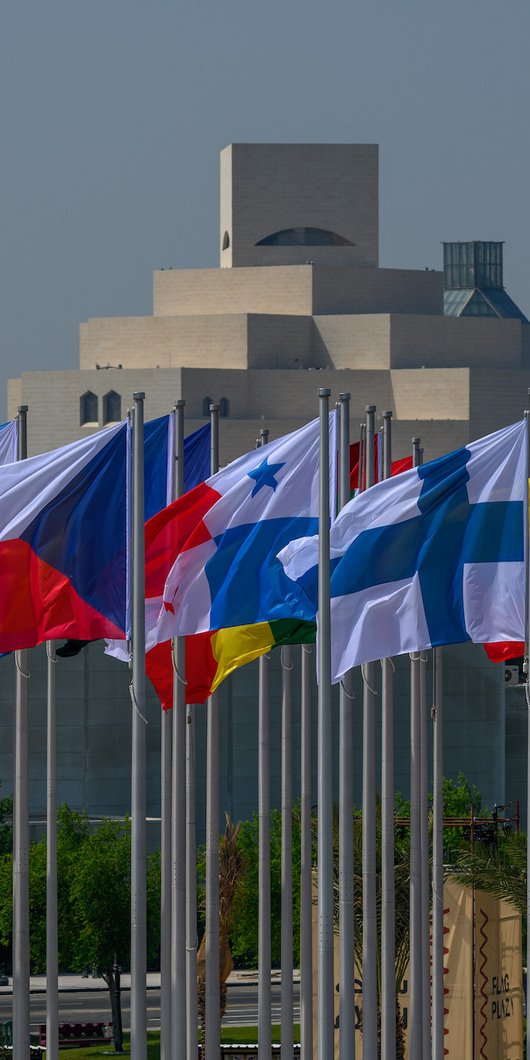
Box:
4;143;529;832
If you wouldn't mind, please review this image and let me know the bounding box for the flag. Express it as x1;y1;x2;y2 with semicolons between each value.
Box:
147;618;316;709
0;423;130;651
280;421;526;681
349;435;412;494
0;420;17;466
144;414;336;649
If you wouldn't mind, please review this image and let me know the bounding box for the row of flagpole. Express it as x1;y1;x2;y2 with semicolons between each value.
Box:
10;390;455;1060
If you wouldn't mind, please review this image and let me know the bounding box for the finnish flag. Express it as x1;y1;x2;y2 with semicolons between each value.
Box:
279;420;526;682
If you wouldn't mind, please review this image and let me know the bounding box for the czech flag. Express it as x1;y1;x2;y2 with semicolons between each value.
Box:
0;422;129;651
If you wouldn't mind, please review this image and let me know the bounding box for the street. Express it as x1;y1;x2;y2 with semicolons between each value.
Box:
0;983;301;1031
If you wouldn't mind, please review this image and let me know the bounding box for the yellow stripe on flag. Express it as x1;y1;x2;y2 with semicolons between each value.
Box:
210;623;275;692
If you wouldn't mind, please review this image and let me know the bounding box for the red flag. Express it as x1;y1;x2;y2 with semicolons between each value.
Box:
349;437;412;493
483;641;524;663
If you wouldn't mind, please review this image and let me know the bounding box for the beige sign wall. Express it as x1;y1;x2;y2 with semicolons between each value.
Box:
312;879;523;1060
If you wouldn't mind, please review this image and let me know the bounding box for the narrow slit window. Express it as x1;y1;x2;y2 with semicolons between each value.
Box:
103;390;121;424
80;391;98;425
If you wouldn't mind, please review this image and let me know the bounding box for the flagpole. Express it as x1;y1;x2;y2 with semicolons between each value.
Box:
13;404;30;1060
258;649;272;1056
361;404;378;1057
409;435;423;1060
381;410;395;1060
300;640;313;1060
317;387;334;1060
524;403;530;1060
186;702;197;1058
131;391;147;1060
419;544;431;1058
431;646;444;1060
258;425;272;1058
338;392;355;1060
205;403;220;1060
46;640;59;1060
171;399;187;1060
281;644;294;1056
160;409;176;1060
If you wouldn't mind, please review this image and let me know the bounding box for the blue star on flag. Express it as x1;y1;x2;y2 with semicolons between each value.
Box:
247;458;286;497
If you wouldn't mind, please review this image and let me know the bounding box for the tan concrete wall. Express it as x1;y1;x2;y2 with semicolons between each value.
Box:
6;377;21;420
391;368;470;421
79;315;252;371
312;266;443;316
247;315;315;369
153;266;314;317
222;143;379;269
313;315;391;369
389;315;523;369
468;368;530;439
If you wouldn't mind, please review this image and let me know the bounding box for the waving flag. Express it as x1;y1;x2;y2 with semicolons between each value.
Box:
0;420;17;466
144;415;336;649
147;618;316;709
349;435;413;494
0;423;130;651
280;421;525;682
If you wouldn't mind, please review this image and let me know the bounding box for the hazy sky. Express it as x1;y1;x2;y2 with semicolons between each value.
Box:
1;0;529;421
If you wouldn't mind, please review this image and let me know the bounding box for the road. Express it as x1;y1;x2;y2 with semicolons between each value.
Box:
0;983;301;1031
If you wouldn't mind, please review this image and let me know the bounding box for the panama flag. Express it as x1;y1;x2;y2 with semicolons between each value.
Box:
0;420;17;466
145;414;336;648
0;422;130;652
279;420;526;682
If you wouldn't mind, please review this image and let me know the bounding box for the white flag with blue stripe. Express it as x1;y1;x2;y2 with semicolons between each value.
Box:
279;420;526;681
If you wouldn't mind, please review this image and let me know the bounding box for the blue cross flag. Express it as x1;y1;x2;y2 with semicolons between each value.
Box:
279;420;526;682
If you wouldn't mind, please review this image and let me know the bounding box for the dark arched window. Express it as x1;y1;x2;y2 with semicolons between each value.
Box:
222;231;230;250
103;390;121;424
219;397;229;417
202;396;212;417
256;227;354;247
80;391;98;425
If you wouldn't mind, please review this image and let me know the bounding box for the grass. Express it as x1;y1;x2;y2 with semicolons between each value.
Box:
47;1026;301;1057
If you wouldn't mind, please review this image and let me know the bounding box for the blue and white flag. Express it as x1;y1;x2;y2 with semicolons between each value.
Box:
0;420;18;466
279;420;526;681
147;413;337;644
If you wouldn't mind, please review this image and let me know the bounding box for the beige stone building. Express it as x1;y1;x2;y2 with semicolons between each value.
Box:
4;143;530;829
9;143;530;463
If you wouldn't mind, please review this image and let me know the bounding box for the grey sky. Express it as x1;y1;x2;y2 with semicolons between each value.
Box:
1;0;529;422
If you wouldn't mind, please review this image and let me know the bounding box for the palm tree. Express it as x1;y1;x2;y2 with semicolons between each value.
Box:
197;813;246;1044
449;830;526;913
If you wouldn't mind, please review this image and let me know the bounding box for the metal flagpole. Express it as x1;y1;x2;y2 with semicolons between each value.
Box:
171;400;187;1060
46;641;59;1060
13;404;30;1060
419;527;431;1060
205;403;220;1060
257;424;272;1058
300;640;313;1060
160;409;177;1060
281;644;294;1057
338;393;355;1060
381;411;395;1060
409;435;422;1060
431;646;444;1060
362;404;378;1057
186;701;197;1058
523;403;530;1060
258;650;271;1056
131;392;147;1060
317;387;334;1060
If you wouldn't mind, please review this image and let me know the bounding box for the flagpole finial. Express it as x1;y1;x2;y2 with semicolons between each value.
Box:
339;392;351;401
133;391;145;401
319;387;331;398
209;403;220;412
365;404;376;413
383;410;392;419
17;405;28;414
174;399;185;409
